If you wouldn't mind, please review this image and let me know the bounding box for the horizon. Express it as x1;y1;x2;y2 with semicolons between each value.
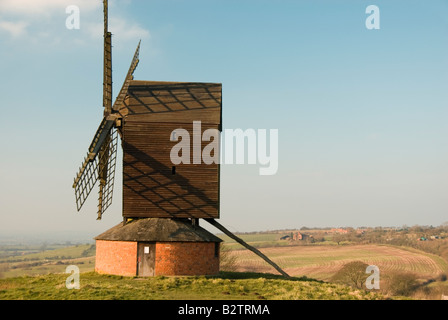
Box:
1;221;447;245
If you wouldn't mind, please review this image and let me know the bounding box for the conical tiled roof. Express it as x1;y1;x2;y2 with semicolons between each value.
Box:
95;218;222;242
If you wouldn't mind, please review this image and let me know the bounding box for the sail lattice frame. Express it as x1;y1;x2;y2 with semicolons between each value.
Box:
73;128;118;216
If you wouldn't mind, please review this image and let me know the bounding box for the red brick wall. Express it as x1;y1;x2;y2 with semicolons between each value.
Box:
95;240;137;276
95;240;220;276
155;242;219;276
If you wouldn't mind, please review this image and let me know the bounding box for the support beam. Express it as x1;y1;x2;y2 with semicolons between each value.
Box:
204;219;290;279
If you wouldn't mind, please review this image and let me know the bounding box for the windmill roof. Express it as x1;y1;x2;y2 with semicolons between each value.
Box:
94;218;222;243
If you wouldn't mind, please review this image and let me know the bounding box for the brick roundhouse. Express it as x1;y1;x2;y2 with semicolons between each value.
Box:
95;218;222;277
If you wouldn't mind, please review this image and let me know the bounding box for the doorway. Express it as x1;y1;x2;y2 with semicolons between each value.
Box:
137;243;155;276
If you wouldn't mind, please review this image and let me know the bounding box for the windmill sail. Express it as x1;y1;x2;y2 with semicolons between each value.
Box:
72;0;140;219
103;0;112;114
73;153;99;212
88;117;115;156
73;128;118;216
112;40;140;111
72;41;141;217
72;117;114;190
97;128;118;219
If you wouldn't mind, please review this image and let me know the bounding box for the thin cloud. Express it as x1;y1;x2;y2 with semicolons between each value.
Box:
0;0;100;15
110;17;150;42
0;20;28;37
0;0;149;46
84;17;150;43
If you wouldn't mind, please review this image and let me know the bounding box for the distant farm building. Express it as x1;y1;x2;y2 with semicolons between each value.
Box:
280;232;311;242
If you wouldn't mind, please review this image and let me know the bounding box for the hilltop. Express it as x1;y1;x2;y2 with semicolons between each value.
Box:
0;271;384;300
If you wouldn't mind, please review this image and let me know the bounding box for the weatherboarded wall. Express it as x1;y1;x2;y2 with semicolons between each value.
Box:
121;81;222;219
95;240;137;276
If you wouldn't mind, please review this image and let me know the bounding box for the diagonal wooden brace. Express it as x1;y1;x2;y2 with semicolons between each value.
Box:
204;218;290;278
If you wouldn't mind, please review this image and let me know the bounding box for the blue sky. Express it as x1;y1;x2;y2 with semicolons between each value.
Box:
0;0;447;240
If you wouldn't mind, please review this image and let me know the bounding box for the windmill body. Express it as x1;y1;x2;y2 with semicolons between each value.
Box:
120;80;222;221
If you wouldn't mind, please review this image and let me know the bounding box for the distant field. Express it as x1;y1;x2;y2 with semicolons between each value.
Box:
0;244;95;278
217;233;288;250
225;244;448;281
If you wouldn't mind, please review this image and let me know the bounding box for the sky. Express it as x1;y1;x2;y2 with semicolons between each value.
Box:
0;0;447;241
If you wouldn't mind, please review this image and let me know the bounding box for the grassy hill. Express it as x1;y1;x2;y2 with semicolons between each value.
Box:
0;271;385;300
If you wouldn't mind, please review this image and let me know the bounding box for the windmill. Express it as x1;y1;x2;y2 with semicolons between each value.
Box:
72;0;289;278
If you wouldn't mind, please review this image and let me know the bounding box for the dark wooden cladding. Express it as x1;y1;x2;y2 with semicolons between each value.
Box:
121;81;221;219
119;80;222;125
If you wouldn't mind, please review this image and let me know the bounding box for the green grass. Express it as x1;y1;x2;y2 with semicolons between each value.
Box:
218;233;281;243
218;233;291;250
0;271;386;300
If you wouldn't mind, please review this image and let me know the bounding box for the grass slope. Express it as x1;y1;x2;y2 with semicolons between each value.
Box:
0;272;385;300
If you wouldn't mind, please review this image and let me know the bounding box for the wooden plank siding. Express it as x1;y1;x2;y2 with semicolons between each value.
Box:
121;81;222;219
118;81;222;124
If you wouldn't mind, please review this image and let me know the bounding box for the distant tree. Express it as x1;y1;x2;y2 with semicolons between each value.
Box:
437;273;447;282
386;272;418;296
332;234;344;245
219;245;238;272
331;261;369;289
410;225;424;233
39;242;47;252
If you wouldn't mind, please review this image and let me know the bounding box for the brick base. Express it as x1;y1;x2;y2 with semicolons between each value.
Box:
155;242;219;276
95;240;137;276
95;240;220;276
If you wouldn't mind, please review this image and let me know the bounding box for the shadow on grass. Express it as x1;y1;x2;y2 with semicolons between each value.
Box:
209;271;323;283
87;270;323;284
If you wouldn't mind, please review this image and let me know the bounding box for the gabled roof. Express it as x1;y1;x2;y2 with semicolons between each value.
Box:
95;218;222;243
